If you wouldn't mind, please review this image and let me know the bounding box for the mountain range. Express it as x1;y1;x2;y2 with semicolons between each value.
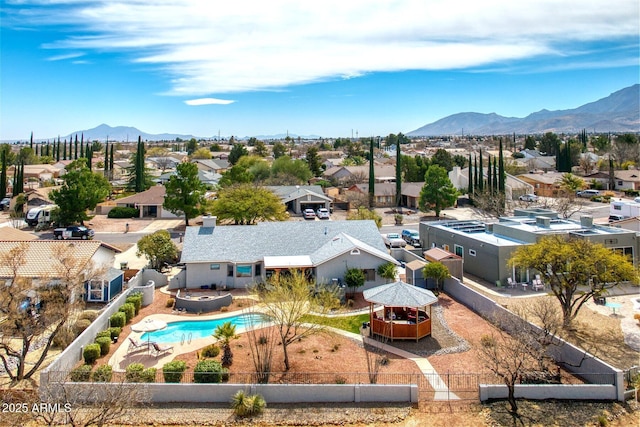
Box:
407;84;639;136
62;124;198;143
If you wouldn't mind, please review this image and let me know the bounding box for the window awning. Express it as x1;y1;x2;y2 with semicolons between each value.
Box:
263;255;313;269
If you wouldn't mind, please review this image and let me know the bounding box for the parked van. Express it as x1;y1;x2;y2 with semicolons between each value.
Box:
576;189;600;198
25;204;56;227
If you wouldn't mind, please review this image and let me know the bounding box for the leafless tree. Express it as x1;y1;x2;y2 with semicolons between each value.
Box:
578;156;597;175
37;374;151;427
471;189;505;218
244;315;278;384
361;322;391;384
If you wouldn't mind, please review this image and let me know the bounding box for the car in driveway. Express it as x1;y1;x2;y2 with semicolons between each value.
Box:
383;232;406;248
0;197;10;210
316;207;330;219
401;229;420;246
518;193;538;202
576;189;600;198
302;208;316;219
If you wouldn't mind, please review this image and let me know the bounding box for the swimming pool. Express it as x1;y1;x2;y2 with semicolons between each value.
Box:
141;313;269;344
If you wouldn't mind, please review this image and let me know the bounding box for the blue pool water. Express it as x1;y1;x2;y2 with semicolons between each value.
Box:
141;313;269;344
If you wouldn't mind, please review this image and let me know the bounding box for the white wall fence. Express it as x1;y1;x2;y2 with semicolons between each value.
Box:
42;382;418;404
443;277;625;401
479;384;618;401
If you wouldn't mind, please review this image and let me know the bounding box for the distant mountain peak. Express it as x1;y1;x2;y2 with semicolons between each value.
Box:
407;85;639;136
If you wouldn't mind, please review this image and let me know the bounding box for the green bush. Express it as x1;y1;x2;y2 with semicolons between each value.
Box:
109;312;126;328
92;364;113;382
74;318;92;335
166;298;175;308
95;330;111;340
193;360;227;383
231;390;266;417
162;361;187;383
79;310;99;322
119;303;135;323
126;293;143;315
125;363;156;383
83;343;101;365
108;326;122;340
70;364;92;382
201;344;220;358
107;206;139;218
95;337;111;356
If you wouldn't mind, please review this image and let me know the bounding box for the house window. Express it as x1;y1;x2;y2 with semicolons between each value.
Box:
255;263;262;276
618;180;623;186
431;242;436;248
454;244;463;258
613;205;622;211
227;265;234;277
350;249;360;255
210;263;220;270
363;269;375;281
236;265;252;277
468;249;476;256
87;279;104;302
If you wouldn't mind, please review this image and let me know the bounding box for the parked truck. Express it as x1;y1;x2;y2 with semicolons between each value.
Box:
53;225;94;240
609;200;640;222
25;204;56;227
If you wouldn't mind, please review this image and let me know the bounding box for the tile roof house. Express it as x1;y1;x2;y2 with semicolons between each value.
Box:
113;185;179;219
192;158;230;173
0;240;123;303
266;185;332;214
173;217;399;290
345;182;425;208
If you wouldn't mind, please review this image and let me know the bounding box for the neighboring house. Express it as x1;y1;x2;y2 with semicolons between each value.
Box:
419;209;637;285
155;169;222;187
613;170;640;191
323;164;397;184
344;182;425;208
192;158;230;174
516;172;566;197
519;150;557;172
174;217;399;290
583;171;612;190
266;185;333;214
113;185;178;219
111;160;132;180
147;156;180;171
449;166;534;200
0;240;123;303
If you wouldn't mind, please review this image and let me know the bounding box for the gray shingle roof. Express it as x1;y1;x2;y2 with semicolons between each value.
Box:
180;220;394;264
363;281;438;307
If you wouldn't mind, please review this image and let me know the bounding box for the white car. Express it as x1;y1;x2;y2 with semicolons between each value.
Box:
383;233;406;248
518;193;538;202
316;207;330;219
303;208;316;219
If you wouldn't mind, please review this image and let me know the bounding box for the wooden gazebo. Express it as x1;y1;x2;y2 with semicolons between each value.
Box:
363;281;438;342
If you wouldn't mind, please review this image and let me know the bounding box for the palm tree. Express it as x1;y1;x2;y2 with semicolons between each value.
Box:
558;173;586;196
213;321;238;367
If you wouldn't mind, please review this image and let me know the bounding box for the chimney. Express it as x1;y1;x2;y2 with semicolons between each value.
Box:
202;215;217;228
580;215;593;229
535;216;550;228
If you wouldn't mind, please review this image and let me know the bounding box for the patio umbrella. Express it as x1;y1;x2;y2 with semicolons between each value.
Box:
131;318;167;352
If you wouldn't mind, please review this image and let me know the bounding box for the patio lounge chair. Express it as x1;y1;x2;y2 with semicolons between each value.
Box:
127;337;149;353
506;278;517;289
151;342;174;357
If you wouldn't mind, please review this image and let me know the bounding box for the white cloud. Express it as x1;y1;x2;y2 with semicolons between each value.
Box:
10;1;640;95
184;98;235;106
46;52;84;61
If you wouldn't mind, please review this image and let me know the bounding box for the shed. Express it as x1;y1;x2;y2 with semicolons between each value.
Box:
424;247;463;282
404;259;427;288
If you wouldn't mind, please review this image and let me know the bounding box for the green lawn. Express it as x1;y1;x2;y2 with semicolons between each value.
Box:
301;313;370;334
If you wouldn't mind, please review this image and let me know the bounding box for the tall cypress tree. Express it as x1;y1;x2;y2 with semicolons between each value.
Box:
74;135;79;159
467;153;473;196
473;156;478;189
492;157;498;191
487;156;493;193
109;144;114;171
368;138;375;208
87;146;93;171
0;146;7;199
498;138;505;193
478;149;484;192
80;138;85;158
395;134;402;207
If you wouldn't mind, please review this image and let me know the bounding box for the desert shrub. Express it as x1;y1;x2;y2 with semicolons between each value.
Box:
53;326;77;348
83;343;101;365
125;363;157;383
119;303;135;323
70;365;92;382
108;326;122;340
92;364;113;382
95;337;111;356
335;376;347;384
201;344;220;358
109;312;126;328
634;313;640;323
162;361;187;383
95;330;111;340
166;298;175;308
231;390;266;417
194;360;227;383
79;310;99;322
74;318;92;334
126;293;143;315
107;206;139;218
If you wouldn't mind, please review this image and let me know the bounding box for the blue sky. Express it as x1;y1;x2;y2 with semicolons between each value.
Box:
1;0;638;141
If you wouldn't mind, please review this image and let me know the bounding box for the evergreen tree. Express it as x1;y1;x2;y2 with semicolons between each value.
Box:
395;133;402;207
30;132;33;149
474;156;478;189
0;145;8;199
80;137;84;158
74;135;78;159
368;138;375;208
63;140;67;161
109;144;114;171
467;153;473;196
478;150;484;192
492;156;498;191
487;156;493;192
498;139;505;193
55;137;60;162
86;146;93;171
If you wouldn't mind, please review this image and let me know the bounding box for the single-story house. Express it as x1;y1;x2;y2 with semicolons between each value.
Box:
266;185;333;214
192;158;230;174
449;166;534;200
155;170;222;187
516;172;566;197
113;185;179;219
0;240;123;303
174;217;399;290
344;182;425;208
